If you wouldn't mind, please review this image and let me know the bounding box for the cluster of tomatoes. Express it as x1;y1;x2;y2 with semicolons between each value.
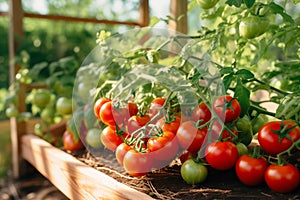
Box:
93;95;300;193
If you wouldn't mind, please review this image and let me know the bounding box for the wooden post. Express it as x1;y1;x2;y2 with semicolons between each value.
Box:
139;0;149;27
9;0;27;179
169;0;188;34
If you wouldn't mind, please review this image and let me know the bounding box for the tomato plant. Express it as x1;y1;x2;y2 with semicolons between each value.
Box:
181;159;208;184
149;97;166;119
205;141;239;170
265;164;300;193
213;96;241;123
235;154;269;186
127;114;151;135
85;128;102;148
156;115;181;134
258;120;300;155
196;0;219;9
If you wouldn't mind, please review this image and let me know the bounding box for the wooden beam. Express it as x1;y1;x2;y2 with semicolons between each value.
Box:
9;0;27;179
169;0;188;34
21;135;154;200
139;0;150;27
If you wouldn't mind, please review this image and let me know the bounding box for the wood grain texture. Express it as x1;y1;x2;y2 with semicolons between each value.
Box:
21;134;154;200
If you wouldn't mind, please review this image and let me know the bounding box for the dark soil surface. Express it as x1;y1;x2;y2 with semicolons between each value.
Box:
73;148;300;200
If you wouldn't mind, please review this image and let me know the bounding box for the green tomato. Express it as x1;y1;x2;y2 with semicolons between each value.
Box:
239;15;269;39
32;89;51;108
85;128;102;148
56;97;72;116
236;115;253;146
5;106;19;118
41;107;55;124
196;0;219;9
251;114;268;134
236;142;249;156
180;159;208;185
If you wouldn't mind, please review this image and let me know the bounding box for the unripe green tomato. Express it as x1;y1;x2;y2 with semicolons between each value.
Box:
85;128;102;148
32;89;51;108
196;0;219;9
56;97;72;115
181;159;208;184
41;107;55;124
239;15;269;39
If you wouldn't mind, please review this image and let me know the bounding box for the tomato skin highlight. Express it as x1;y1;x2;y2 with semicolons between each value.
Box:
213;96;241;123
235;155;268;186
265;164;300;193
181;159;208;184
205;141;239;170
258;120;300;155
176;121;207;152
100;126;124;151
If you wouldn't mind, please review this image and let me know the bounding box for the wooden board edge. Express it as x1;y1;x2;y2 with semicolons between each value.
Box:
21;134;154;200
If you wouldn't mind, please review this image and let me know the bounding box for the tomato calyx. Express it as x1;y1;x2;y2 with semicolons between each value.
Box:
271;120;296;142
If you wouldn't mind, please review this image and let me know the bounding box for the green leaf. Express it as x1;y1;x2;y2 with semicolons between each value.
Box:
294;0;300;3
269;2;294;23
235;69;254;80
220;67;234;75
150;16;160;27
225;0;243;7
188;0;197;11
243;0;255;8
234;78;250;117
223;73;234;91
28;62;48;80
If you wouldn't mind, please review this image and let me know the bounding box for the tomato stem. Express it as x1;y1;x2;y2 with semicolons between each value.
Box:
276;139;300;165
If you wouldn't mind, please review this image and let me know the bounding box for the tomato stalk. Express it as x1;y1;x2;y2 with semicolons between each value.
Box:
276;139;300;166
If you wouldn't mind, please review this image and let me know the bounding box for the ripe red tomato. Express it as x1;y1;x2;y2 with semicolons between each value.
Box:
258;120;300;155
205;141;239;170
156;115;181;134
127;114;151;135
235;155;269;186
192;102;211;125
94;97;111;119
115;143;132;166
123;150;153;177
147;131;179;163
265;164;300;193
63;130;84;151
100;126;124;151
149;97;166;119
211;120;238;141
179;150;198;164
177;121;207;152
213;96;241;123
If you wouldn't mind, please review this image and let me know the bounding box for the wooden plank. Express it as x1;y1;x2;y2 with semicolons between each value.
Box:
139;0;150;27
9;0;27;179
169;0;188;34
21;134;154;200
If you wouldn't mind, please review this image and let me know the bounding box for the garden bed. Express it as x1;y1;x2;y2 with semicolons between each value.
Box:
21;134;300;200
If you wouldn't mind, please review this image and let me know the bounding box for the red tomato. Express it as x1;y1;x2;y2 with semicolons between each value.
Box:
115;143;132;166
265;164;300;193
123;150;153;177
156;115;181;134
213;95;241;123
147;131;179;163
176;121;207;152
149;97;166;119
192;102;211;124
100;126;124;151
127;114;151;135
63;130;84;151
93;97;111;119
179;150;198;164
211;120;238;141
205;141;239;170
258;120;300;155
235;155;269;186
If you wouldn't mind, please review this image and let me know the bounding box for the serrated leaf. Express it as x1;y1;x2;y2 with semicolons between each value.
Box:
269;2;294;23
225;0;243;7
234;78;250;117
223;73;234;91
235;69;254;80
243;0;255;8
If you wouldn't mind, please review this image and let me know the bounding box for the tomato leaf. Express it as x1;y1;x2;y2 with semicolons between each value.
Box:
234;78;250;117
268;2;294;23
294;0;300;3
235;69;254;80
223;73;234;91
243;0;255;8
225;0;243;7
220;67;234;75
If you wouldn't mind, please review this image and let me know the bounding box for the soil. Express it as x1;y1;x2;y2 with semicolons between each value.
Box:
71;147;300;200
